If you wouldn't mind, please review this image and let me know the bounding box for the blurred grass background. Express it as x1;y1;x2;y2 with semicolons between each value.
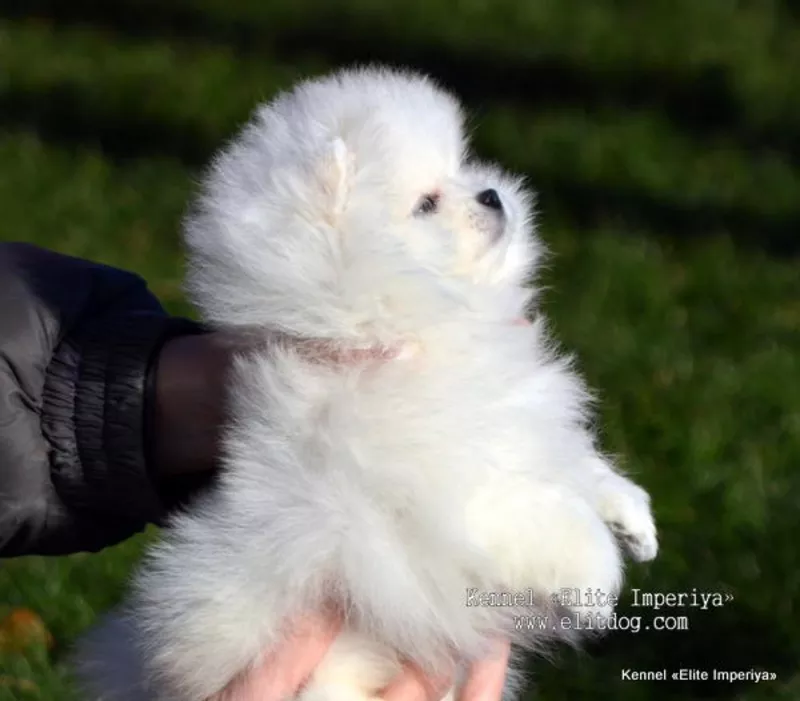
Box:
0;0;798;699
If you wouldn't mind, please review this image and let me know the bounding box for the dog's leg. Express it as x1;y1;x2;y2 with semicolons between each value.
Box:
472;481;624;622
584;456;658;563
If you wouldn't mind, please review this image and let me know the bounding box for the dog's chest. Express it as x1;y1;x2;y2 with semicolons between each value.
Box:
297;355;541;502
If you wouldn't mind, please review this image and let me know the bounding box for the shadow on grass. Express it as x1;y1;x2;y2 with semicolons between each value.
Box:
5;0;800;166
0;85;211;167
2;83;798;257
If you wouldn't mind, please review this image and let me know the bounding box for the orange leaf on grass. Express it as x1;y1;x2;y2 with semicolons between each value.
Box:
0;608;54;653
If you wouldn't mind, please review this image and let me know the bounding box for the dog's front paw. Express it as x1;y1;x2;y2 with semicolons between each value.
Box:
596;476;658;563
504;488;624;623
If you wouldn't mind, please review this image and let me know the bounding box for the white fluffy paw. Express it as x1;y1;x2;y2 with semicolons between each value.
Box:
509;489;624;622
596;476;658;563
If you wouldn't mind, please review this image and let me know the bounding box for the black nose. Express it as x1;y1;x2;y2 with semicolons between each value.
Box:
476;188;502;211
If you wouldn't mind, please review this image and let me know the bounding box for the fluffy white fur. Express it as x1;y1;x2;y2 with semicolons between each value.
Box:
77;66;657;701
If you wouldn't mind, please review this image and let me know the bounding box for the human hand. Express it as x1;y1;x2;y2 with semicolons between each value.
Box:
212;611;510;701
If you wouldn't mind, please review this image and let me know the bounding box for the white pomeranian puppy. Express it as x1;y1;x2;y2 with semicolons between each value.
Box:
77;66;657;701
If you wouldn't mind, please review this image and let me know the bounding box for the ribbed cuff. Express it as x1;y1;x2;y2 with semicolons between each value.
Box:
43;313;204;527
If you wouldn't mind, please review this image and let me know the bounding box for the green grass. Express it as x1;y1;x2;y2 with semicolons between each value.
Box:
14;0;800;132
3;20;799;236
0;3;798;700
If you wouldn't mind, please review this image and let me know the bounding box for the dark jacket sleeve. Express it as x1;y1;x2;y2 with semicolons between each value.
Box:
0;242;202;557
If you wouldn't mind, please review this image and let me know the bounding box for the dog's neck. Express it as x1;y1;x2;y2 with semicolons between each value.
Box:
213;315;530;368
226;316;530;363
208;326;400;364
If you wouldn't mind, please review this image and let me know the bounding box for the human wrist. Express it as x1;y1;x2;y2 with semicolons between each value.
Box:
146;328;401;506
148;331;231;484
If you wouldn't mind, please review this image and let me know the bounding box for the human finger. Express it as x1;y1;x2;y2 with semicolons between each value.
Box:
456;639;510;701
213;612;342;701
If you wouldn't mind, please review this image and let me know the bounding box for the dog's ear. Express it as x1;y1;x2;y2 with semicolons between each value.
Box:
318;138;351;224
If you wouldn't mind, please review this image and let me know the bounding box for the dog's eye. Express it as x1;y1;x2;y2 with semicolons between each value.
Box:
414;193;440;216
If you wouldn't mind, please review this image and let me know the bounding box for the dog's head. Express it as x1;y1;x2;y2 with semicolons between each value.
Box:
185;67;540;339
